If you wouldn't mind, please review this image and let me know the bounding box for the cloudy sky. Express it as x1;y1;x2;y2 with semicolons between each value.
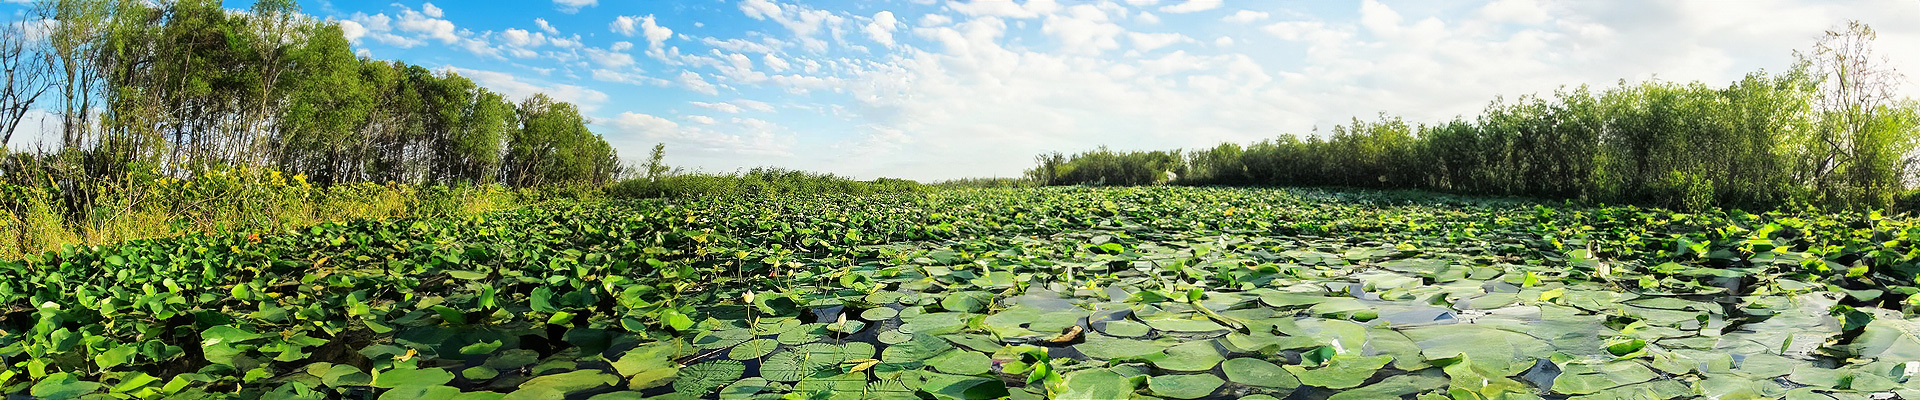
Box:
8;0;1920;181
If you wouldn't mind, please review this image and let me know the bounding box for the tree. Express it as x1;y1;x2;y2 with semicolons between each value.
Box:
644;143;669;181
0;19;53;153
1800;20;1911;207
36;0;109;149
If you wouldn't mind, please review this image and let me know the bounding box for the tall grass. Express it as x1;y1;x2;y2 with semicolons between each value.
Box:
0;164;538;259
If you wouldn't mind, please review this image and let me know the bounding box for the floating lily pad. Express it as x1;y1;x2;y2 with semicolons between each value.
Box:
1223;357;1299;389
1147;374;1224;399
728;339;780;360
674;360;745;395
1285;355;1393;389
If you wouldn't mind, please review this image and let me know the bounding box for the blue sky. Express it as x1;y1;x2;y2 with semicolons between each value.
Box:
7;0;1920;181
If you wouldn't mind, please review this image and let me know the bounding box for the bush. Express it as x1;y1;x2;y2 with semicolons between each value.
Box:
607;167;926;199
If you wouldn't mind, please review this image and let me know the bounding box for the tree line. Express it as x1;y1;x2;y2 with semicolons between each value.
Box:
0;0;621;188
1029;22;1920;211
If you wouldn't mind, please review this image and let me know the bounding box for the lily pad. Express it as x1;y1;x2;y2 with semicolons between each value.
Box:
727;339;780;360
674;360;745;395
1223;357;1300;389
1147;374;1224;399
1285;355;1393;389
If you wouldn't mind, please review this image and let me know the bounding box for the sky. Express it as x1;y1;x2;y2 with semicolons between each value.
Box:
6;0;1920;181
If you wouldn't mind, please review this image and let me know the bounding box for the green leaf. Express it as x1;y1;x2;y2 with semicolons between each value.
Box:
1284;355;1393;389
378;385;463;400
31;373;105;400
372;368;455;388
728;339;780;360
518;370;618;395
1150;341;1228;372
674;360;745;395
1058;369;1137;400
1147;374;1224;400
460;340;504;355
941;291;992;313
1222;358;1299;389
927;349;992;375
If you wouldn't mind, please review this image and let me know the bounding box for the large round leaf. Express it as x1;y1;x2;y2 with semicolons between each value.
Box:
674;360;745;395
1147;374;1224;399
1284;355;1392;389
518;370;618;395
1223;357;1299;389
926;350;992;375
728;339;780;360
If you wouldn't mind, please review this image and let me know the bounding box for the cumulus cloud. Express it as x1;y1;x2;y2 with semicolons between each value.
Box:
612;14;674;50
1041;5;1124;53
1128;32;1191;52
604;112;796;157
864;11;901;47
535;18;559;34
1222;10;1269;23
691;100;777;113
949;0;1063;19
1159;0;1222;14
738;0;846;52
679;71;721;95
340;4;498;58
444;66;611;112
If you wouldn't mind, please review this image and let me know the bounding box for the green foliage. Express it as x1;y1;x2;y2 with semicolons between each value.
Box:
7;186;1920;399
1029;147;1184;186
607;167;927;199
13;0;621;189
0;163;540;258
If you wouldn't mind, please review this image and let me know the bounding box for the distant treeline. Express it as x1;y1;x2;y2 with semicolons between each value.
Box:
1028;22;1920;211
0;0;620;188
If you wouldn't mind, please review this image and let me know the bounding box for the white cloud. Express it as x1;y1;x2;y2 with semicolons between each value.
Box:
535;18;559;34
1222;10;1268;23
613;14;675;50
739;0;846;52
1128;32;1190;52
338;19;368;42
445;66;611;112
421;2;443;18
585;46;636;68
920;14;953;27
554;0;596;14
605;112;796;157
690;99;778;114
679;71;721;95
691;101;742;113
864;11;901;47
687;115;718;125
1478;0;1551;25
1159;0;1222;14
1135;11;1160;24
1213;36;1233;46
393;6;458;44
1123;0;1159;6
704;37;782;54
500;28;546;48
1042;5;1124;53
949;0;1063;19
764;54;792;71
735;99;777;112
